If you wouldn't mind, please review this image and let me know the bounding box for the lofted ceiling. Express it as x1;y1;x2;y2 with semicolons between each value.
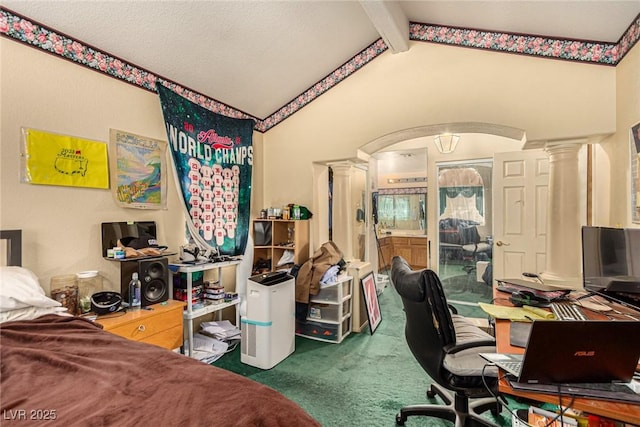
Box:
3;1;640;121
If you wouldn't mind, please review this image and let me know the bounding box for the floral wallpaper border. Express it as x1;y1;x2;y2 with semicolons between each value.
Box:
409;20;636;65
2;8;639;133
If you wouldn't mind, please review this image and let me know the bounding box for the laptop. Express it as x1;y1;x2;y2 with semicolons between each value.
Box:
480;320;640;384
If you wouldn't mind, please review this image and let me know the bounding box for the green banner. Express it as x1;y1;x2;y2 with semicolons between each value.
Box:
157;84;254;256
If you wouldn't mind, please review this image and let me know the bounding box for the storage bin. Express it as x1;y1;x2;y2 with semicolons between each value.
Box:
340;318;349;336
311;278;350;303
295;318;351;343
308;303;339;322
307;299;351;322
342;299;351;318
296;320;339;341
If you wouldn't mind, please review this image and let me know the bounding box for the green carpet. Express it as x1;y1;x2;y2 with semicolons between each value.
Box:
213;285;521;426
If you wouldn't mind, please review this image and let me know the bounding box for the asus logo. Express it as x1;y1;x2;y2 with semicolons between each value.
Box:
574;351;595;357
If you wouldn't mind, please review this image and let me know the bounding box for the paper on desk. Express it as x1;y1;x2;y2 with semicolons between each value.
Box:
478;303;556;321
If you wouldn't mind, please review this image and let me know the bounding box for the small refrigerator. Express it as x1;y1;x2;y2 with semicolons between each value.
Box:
241;271;295;369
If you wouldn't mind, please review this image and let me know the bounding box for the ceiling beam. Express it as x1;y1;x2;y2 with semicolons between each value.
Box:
359;0;409;53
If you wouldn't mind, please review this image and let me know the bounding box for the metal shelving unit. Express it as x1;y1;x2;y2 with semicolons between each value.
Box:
169;260;240;357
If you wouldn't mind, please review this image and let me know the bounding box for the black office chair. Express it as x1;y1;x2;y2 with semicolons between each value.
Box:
459;225;491;275
391;256;502;427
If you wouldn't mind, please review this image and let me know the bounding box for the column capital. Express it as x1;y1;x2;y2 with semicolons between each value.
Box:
544;142;582;158
523;133;612;150
330;163;354;175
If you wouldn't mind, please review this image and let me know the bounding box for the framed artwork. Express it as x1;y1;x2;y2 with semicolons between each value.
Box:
109;129;167;210
361;272;381;334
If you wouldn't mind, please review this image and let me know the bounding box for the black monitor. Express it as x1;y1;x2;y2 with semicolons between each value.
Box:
101;221;157;258
582;226;640;307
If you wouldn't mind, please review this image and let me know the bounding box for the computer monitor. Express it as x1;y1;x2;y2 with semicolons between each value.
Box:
582;225;640;307
101;221;157;258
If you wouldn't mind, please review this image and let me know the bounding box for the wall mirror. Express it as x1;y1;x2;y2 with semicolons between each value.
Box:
377;193;426;232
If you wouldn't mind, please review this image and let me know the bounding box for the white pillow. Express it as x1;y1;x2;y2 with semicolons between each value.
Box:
0;267;62;312
0;306;70;324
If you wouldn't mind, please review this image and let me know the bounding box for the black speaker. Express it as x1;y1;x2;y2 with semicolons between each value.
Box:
120;257;169;307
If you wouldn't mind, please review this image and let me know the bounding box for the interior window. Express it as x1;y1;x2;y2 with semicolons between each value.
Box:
436;160;494;311
438;168;485;225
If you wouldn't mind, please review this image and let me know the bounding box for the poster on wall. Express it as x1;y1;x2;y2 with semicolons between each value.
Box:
631;121;640;224
21;128;109;189
156;84;255;256
109;129;167;210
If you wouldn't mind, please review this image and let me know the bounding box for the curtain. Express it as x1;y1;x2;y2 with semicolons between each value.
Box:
439;187;484;216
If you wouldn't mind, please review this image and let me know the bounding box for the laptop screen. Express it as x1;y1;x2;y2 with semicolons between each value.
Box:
518;320;640;384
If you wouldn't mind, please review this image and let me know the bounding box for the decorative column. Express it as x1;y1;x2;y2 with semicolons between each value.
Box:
331;163;355;261
540;142;583;284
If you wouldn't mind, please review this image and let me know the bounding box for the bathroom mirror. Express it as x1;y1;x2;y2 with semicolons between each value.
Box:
377;193;426;233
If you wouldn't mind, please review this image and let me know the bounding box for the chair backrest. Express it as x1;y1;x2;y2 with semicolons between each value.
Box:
391;256;456;379
460;224;481;245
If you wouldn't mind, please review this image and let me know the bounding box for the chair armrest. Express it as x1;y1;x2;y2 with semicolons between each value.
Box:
443;339;496;355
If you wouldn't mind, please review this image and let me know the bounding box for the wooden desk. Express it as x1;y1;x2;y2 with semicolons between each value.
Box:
492;287;640;425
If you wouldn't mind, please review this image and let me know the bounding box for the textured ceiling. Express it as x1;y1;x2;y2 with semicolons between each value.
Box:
3;1;639;120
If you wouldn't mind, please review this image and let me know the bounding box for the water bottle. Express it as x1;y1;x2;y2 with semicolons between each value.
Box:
129;272;141;310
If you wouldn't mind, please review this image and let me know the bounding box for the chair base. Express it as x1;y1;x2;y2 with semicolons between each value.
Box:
396;383;501;427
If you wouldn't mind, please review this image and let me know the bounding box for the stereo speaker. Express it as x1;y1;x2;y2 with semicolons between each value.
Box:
120;257;169;307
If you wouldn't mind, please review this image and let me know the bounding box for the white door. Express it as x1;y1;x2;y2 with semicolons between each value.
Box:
492;149;549;282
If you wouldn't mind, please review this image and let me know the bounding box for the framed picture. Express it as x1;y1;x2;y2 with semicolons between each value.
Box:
109;129;167;210
631;121;640;223
361;272;381;334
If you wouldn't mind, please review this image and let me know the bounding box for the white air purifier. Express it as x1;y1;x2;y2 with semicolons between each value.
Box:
241;271;295;369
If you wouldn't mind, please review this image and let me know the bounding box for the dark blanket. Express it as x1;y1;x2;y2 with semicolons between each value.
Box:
0;315;320;426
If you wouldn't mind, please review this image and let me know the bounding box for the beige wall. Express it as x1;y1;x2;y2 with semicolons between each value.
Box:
0;39;263;294
1;35;635;294
262;41;616;213
606;43;640;226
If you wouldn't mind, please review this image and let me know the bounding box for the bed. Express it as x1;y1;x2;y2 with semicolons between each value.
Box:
0;230;320;426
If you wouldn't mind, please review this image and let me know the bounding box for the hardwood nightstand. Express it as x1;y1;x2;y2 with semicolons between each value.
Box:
96;300;185;350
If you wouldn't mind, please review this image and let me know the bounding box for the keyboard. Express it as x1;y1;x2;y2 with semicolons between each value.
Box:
499;361;523;376
550;301;587;320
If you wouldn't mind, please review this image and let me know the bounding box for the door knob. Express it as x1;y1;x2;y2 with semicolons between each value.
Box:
495;240;510;247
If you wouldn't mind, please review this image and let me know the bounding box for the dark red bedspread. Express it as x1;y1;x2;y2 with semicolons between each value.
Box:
0;315;320;426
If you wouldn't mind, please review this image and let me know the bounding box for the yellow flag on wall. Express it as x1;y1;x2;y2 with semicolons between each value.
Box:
23;128;109;189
